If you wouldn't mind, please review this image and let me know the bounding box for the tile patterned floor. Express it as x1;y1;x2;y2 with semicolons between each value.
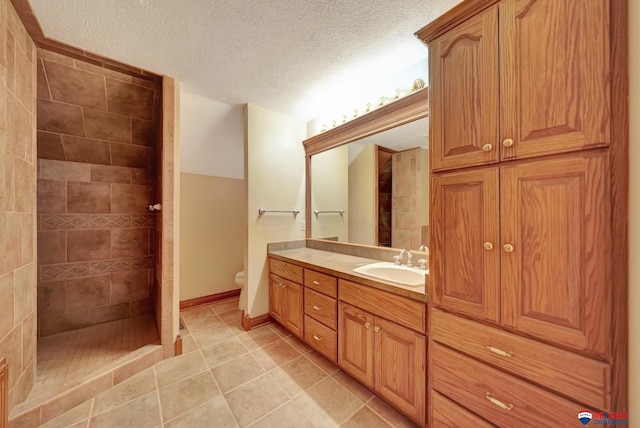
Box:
39;299;419;427
36;314;159;387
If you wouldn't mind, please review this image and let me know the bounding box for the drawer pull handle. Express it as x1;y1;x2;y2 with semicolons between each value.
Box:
313;280;321;285
374;326;380;333
313;334;322;341
486;345;513;357
485;392;514;411
364;322;371;329
313;305;323;311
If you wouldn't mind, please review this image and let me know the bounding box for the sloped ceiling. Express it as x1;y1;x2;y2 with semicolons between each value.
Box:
28;0;461;120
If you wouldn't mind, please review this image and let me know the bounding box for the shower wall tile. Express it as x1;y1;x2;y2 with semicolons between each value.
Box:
65;275;110;312
37;131;65;161
67;181;111;213
91;165;131;184
111;183;151;214
62;136;111;165
44;60;107;111
37;230;66;264
83;108;131;144
37;98;85;136
106;79;154;120
37;179;66;213
0;272;15;339
67;229;111;261
14;263;34;324
112;228;149;258
36;46;160;336
111;143;152;168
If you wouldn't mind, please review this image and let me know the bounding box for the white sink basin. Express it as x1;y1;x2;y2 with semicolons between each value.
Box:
353;262;428;287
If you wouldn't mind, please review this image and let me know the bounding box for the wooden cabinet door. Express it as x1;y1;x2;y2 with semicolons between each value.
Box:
499;0;610;161
374;317;426;425
269;274;286;326
431;168;500;322
338;302;374;388
429;4;499;171
284;281;304;339
501;153;610;358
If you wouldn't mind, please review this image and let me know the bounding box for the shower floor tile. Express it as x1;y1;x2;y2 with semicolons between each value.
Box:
36;314;159;387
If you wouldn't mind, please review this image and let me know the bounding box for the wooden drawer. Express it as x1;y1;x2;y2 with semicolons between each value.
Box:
304;315;337;362
432;309;610;409
432;343;584;427
432;391;494;428
269;258;303;283
304;269;337;297
338;279;425;333
304;288;337;329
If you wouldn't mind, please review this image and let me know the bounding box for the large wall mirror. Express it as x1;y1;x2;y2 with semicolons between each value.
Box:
303;89;428;251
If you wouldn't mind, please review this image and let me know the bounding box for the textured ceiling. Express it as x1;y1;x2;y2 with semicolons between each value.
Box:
28;0;461;120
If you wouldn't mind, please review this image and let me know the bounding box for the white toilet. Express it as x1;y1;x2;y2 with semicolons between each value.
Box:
235;271;245;311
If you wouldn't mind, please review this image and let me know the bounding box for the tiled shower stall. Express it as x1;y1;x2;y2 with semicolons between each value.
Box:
35;48;162;385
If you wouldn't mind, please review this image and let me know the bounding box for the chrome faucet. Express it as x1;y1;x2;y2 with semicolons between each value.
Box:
418;245;429;253
396;249;413;267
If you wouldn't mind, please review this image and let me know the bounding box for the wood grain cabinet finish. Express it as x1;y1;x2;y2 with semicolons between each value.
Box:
432;343;585;427
501;153;611;357
268;273;304;339
338;302;426;424
428;0;610;171
304;315;337;362
431;391;494;428
304;269;337;297
431;168;500;323
304;288;337;329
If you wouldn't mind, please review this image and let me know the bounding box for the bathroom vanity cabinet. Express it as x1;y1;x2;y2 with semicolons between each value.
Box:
268;259;304;339
418;0;628;424
268;253;427;426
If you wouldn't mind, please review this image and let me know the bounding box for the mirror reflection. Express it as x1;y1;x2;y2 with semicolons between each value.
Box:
311;118;429;251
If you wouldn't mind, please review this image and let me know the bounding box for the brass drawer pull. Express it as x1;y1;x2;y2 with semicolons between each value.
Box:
485;392;514;411
313;280;321;285
313;334;322;341
374;326;380;333
482;143;493;152
486;345;513;357
312;305;323;311
364;322;371;329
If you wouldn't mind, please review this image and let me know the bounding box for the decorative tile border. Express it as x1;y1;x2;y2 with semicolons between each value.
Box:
38;214;154;230
40;256;154;281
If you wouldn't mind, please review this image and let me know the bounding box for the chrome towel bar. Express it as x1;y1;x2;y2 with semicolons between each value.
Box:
258;208;300;216
313;209;344;216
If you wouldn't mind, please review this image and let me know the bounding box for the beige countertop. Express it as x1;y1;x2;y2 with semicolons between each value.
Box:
268;247;428;303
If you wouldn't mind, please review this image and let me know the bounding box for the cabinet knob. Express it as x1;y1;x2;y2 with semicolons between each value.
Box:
503;244;514;253
312;305;323;311
482;143;493;152
313;334;322;341
364;322;371;329
374;326;380;333
485;392;514;411
502;138;514;147
483;242;493;250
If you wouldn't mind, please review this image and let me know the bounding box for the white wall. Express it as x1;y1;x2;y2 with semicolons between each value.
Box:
178;91;245;301
180;91;244;178
311;146;348;241
348;145;377;245
628;3;639;420
244;104;306;317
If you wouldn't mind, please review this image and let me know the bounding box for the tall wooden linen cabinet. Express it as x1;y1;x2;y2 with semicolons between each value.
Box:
416;0;628;425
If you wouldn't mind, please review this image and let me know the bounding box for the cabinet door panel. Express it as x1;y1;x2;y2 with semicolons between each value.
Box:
431;168;500;322
501;153;610;358
499;0;610;160
285;281;304;339
429;4;499;171
269;274;286;326
338;303;374;388
375;317;426;425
